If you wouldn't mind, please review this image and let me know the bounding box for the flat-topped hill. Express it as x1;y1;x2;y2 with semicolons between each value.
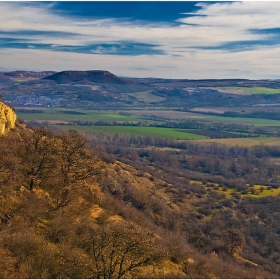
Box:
44;70;130;84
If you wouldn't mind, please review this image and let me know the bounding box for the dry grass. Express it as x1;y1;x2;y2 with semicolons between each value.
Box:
194;137;280;147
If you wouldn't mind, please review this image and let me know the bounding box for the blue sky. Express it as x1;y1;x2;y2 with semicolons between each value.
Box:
1;1;280;79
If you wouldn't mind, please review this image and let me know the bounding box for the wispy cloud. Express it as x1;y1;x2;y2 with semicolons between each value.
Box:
0;2;280;78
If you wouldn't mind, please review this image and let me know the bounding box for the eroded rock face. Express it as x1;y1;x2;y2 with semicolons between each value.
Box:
0;102;17;134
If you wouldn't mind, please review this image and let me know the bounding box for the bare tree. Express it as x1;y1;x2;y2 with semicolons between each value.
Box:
19;127;58;190
222;228;244;255
57;130;98;186
53;130;101;208
82;221;162;278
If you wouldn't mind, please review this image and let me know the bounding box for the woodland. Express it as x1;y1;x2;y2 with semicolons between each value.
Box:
1;120;280;278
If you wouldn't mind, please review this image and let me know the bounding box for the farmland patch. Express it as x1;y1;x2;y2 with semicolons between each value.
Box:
180;129;245;138
194;137;280;147
51;125;207;140
126;91;166;103
15;107;147;123
60;110;88;115
219;87;280;94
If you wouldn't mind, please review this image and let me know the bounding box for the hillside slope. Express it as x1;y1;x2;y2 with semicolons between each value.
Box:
0;121;278;278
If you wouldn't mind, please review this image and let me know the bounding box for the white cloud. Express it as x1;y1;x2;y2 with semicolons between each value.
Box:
1;43;280;79
0;1;280;78
0;2;276;49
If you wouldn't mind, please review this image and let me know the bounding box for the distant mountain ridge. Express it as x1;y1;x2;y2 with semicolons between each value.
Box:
44;70;131;84
4;71;55;78
0;71;55;80
2;69;280;109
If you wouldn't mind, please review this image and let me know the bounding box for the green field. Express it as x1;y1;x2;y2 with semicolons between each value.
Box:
52;125;207;140
183;114;280;127
220;86;280;94
16;107;280;143
126;109;280;127
15;108;150;123
16;107;280;128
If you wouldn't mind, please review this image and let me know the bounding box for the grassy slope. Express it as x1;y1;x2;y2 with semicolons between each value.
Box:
220;185;280;198
126;90;166;102
189;180;280;198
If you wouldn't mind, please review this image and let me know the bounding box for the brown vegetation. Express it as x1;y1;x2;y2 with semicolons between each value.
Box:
0;124;280;278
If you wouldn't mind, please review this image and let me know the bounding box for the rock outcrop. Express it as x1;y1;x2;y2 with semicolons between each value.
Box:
0;102;17;135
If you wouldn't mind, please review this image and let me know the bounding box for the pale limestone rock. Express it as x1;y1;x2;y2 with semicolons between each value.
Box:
0;102;17;135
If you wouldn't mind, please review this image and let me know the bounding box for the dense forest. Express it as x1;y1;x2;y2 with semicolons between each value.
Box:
1;121;280;278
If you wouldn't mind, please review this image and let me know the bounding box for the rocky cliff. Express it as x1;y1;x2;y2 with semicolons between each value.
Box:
0;102;17;134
